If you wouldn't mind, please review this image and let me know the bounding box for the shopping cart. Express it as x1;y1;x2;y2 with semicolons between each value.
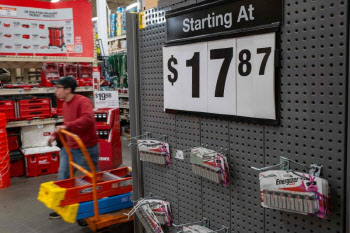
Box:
57;129;134;232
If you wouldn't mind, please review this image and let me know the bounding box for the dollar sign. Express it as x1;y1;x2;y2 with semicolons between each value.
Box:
167;55;178;86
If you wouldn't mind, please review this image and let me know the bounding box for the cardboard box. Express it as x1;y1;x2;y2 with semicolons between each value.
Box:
145;0;158;9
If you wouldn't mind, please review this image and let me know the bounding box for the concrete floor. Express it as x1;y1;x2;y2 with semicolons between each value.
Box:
0;140;133;233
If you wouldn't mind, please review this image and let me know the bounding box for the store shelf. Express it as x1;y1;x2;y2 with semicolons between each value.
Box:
108;35;126;42
120;105;129;109
6;117;63;128
0;86;93;96
0;56;94;68
110;49;127;54
119;93;129;98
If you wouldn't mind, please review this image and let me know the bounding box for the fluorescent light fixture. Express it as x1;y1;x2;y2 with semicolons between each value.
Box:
92;17;98;21
126;2;139;11
51;0;60;2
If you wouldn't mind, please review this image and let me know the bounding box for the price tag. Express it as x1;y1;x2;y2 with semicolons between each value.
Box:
237;33;275;119
163;42;208;112
207;38;236;115
175;150;184;160
163;32;276;120
94;91;119;109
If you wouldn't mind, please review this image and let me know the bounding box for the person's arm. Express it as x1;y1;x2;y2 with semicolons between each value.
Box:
64;99;95;132
47;125;66;146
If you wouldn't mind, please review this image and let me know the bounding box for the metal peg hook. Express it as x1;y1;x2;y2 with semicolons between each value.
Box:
251;161;289;171
123;132;151;141
211;225;229;233
173;218;210;229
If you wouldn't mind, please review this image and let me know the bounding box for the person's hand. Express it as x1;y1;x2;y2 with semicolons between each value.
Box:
55;125;66;132
48;135;55;146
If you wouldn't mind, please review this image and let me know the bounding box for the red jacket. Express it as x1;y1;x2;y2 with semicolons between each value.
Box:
61;95;98;149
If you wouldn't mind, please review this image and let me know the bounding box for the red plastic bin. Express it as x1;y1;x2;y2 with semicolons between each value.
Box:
63;64;78;79
22;147;60;177
41;63;60;87
0;100;16;121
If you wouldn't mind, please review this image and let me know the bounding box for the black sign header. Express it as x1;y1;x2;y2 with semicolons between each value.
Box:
166;0;283;45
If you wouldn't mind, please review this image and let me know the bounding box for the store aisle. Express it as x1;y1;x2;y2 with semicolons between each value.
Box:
0;140;132;233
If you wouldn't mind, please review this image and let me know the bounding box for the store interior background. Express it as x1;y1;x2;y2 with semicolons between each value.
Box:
0;0;159;232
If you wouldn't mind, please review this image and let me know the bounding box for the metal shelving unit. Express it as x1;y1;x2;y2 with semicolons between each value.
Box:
0;56;94;69
6;117;64;128
0;86;93;96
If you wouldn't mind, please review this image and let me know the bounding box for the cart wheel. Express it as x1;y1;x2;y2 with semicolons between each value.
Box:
77;219;88;227
96;227;109;232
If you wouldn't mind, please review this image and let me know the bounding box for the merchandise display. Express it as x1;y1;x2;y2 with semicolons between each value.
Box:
259;170;331;219
190;147;229;186
126;198;173;233
0;0;347;232
137;139;171;166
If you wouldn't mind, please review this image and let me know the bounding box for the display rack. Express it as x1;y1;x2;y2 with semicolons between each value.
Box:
129;2;348;233
108;35;127;54
0;86;93;96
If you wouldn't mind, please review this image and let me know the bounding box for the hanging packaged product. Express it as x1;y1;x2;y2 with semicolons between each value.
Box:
189;147;229;186
125;198;173;233
259;170;331;219
173;218;228;233
137;139;171;166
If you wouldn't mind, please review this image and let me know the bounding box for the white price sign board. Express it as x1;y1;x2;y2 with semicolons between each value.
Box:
163;32;276;120
94;91;119;109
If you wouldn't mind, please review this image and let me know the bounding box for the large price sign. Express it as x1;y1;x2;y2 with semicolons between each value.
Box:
163;32;276;120
94;91;119;109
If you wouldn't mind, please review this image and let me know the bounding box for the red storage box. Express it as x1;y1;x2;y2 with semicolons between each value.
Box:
77;78;92;86
19;109;51;120
41;63;60;87
7;134;19;152
78;63;92;79
19;98;50;107
18;97;51;120
22;146;60;177
63;64;78;79
10;151;24;178
0;100;16;121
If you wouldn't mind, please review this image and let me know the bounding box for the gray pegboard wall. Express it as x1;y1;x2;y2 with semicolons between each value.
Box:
135;0;348;232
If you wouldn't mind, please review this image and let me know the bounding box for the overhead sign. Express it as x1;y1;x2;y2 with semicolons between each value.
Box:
166;0;282;44
163;32;276;120
0;0;94;58
94;91;119;109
